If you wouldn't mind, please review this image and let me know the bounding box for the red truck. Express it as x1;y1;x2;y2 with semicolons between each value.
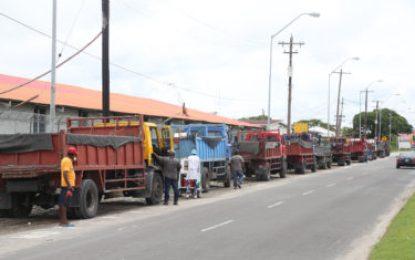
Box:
284;133;317;174
237;130;287;181
331;137;352;166
0;116;163;218
350;138;368;162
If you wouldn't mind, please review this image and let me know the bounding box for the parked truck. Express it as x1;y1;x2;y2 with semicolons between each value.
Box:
0;116;173;218
331;137;352;166
350;138;368;162
237;130;287;181
173;124;231;192
312;134;332;169
284;133;317;174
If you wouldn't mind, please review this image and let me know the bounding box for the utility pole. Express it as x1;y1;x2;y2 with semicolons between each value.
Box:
374;100;380;141
339;97;345;135
332;69;351;137
363;88;373;139
389;111;392;142
102;0;110;117
50;0;57;132
279;35;304;135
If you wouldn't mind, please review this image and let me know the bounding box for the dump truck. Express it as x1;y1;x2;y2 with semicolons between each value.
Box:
173;124;231;192
284;133;317;174
0;116;173;218
237;130;287;181
331;137;352;166
375;140;387;158
366;139;377;160
312;134;332;169
350;138;368;162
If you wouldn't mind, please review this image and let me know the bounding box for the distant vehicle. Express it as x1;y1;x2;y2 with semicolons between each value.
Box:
396;151;415;168
284;133;317;174
330;137;352;166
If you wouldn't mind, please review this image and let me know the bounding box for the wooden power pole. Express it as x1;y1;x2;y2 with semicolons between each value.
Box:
332;69;351;137
279;35;304;135
102;0;110;117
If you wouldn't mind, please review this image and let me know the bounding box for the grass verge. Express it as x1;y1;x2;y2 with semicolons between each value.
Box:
370;193;415;259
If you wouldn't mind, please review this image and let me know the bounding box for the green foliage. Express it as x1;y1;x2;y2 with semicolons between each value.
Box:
352;108;412;138
341;127;354;137
370;193;415;260
239;114;269;121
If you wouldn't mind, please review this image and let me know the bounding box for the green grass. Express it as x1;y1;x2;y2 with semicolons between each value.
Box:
370;193;415;260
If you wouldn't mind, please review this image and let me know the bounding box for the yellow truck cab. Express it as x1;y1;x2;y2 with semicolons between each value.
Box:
143;122;174;166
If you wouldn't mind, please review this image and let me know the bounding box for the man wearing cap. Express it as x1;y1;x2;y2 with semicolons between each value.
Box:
59;146;77;227
153;151;181;205
186;149;201;199
230;150;245;189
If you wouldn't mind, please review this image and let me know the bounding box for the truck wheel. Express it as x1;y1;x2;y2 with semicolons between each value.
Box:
201;167;210;193
311;161;317;173
263;167;271;181
338;160;345;166
10;193;32;218
146;173;163;205
280;159;287;178
77;179;99;219
327;160;332;169
346;159;352;165
295;162;306;174
321;158;327;169
396;164;401;169
224;171;231;188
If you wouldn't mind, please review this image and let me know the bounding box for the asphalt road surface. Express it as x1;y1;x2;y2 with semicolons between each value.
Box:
1;157;415;260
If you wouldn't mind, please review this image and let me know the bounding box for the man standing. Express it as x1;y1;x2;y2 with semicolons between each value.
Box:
59;146;77;227
154;151;181;205
186;149;201;199
230;150;245;189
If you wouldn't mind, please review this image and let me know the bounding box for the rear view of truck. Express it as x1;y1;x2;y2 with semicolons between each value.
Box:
284;133;317;174
0;116;163;218
173;124;231;192
331;137;352;166
237;130;287;181
350;138;368;162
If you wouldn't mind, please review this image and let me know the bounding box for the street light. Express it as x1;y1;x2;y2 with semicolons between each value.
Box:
327;57;359;136
267;12;320;127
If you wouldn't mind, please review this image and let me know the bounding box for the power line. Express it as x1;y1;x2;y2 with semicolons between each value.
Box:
0;11;262;105
0;31;102;95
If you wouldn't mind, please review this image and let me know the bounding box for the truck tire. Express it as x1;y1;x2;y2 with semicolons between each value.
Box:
10;193;32;218
337;160;345;166
311;160;317;173
346;159;352;165
224;171;231;188
295;162;306;174
146;173;163;205
396;164;401;169
280;158;287;178
327;160;332;169
320;158;327;169
76;179;99;219
201;167;210;193
263;167;271;181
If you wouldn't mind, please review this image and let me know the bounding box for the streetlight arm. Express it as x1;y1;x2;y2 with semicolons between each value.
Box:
271;13;308;39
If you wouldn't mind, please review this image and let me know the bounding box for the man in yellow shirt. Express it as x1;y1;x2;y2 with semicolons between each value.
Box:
59;146;77;227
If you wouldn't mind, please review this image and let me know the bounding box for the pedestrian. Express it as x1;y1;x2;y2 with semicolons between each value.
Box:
154;151;181;205
186;149;201;199
230;150;245;189
59;146;77;227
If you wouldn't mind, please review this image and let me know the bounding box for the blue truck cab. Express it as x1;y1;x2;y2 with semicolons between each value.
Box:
173;124;232;192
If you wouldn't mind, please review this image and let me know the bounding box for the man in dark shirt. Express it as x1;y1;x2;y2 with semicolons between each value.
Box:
154;151;181;205
230;150;245;189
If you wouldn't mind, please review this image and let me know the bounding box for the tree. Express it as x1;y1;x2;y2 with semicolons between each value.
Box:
239;114;269;121
352;108;412;138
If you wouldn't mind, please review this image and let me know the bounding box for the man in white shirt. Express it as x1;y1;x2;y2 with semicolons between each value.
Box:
186;149;201;199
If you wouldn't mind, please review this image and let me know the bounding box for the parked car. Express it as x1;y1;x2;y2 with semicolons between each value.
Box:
396;151;415;168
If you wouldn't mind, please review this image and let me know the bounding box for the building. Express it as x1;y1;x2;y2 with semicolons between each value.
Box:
0;74;256;134
242;118;287;134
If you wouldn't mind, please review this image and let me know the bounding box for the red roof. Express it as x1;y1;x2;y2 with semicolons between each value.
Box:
0;73;256;127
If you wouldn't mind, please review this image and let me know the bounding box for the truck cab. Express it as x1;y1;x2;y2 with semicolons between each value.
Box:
143;123;174;166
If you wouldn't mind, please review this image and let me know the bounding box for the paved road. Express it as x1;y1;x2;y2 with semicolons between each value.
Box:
1;157;415;260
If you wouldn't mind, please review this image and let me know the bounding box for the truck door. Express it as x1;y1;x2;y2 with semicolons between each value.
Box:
161;127;173;154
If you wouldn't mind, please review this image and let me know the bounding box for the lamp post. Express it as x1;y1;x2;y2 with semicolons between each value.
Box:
327;57;359;136
361;80;382;138
267;12;320;128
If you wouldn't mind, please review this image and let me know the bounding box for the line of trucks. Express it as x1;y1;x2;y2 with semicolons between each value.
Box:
0;116;389;219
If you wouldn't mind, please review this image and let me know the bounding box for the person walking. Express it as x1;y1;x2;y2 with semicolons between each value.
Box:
59;146;77;227
154;151;181;205
230;150;245;189
186;149;201;199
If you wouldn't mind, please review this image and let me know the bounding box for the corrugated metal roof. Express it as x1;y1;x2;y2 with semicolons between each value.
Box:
0;73;256;127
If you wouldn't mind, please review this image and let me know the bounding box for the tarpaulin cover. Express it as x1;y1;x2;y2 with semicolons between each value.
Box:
314;145;331;156
0;133;53;153
67;134;141;149
201;136;222;149
239;141;260;155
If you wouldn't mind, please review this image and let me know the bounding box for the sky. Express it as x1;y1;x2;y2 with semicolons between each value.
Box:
0;0;414;127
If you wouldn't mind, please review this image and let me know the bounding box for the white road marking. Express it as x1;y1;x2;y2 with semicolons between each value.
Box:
201;219;234;232
267;201;284;209
347;176;355;181
10;230;61;239
326;183;336;188
117;227;127;231
302;190;315;196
